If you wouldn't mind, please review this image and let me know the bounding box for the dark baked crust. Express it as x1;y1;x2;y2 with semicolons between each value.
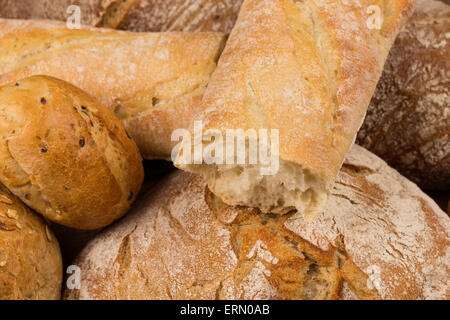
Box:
0;183;62;300
357;0;450;190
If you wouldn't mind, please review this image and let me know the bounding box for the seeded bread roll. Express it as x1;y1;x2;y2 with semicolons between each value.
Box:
0;0;115;26
65;145;449;300
175;0;416;216
115;0;243;32
0;182;62;300
0;76;144;230
0;19;226;160
357;0;450;190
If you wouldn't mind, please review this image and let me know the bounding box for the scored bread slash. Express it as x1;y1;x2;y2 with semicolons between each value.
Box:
175;0;417;217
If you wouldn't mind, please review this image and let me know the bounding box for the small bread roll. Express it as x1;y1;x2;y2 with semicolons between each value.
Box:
0;76;144;230
357;0;450;190
65;145;449;300
0;183;62;300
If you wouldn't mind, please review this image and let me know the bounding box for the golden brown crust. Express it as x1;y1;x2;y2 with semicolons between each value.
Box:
357;0;450;190
65;146;449;300
0;76;144;230
0;18;226;159
0;0;243;32
287;145;450;300
0;183;62;300
176;0;416;213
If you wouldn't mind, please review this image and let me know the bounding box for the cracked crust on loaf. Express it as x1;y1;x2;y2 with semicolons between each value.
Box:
65;145;449;300
175;0;416;216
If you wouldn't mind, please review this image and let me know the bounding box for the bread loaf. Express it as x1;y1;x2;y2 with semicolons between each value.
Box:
0;0;243;32
65;145;449;300
0;19;226;159
0;182;62;300
357;0;450;190
115;0;243;32
0;0;115;26
0;76;144;230
175;0;416;216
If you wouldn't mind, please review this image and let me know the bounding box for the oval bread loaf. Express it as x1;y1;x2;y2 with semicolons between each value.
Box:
357;0;450;190
0;182;62;300
0;75;144;230
65;145;450;300
175;0;416;217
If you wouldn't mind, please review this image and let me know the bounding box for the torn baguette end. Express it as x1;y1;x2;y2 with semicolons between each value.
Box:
175;158;329;217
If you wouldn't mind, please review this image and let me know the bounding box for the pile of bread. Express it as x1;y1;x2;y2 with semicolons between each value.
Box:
0;0;448;300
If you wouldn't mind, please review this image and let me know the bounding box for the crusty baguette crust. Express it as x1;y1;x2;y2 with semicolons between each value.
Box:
65;145;449;300
0;183;62;300
0;19;226;159
357;0;450;190
0;76;144;230
176;0;416;214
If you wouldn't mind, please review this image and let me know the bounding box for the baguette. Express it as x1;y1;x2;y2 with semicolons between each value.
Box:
0;76;144;230
0;182;62;300
175;0;416;216
65;145;450;300
0;19;226;159
357;0;450;190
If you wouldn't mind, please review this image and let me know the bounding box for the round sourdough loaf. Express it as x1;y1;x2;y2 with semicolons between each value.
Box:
357;0;450;190
0;182;62;300
0;76;144;230
65;145;450;300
